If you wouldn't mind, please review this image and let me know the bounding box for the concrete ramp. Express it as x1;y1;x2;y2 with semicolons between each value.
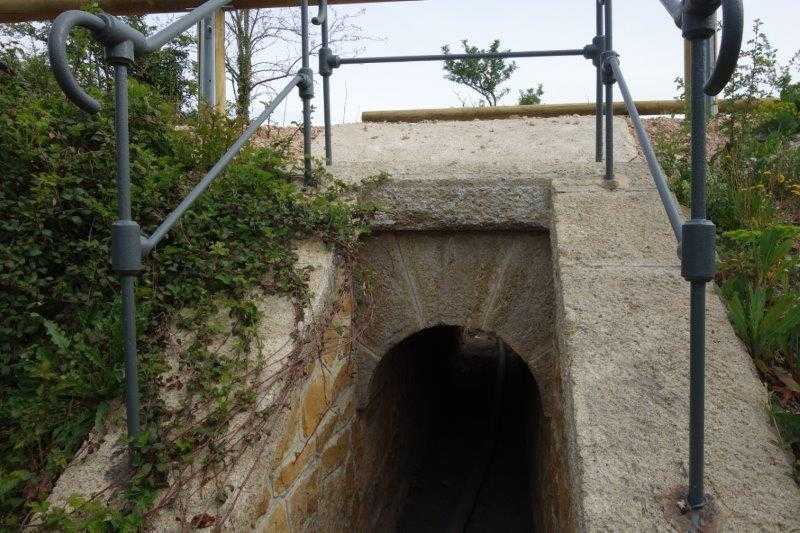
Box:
315;116;800;530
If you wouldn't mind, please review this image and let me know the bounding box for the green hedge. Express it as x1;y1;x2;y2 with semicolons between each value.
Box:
0;52;368;529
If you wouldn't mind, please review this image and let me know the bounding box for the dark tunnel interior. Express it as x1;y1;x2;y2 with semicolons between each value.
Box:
358;326;545;532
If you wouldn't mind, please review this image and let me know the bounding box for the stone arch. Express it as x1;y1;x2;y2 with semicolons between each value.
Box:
348;226;576;528
352;231;558;415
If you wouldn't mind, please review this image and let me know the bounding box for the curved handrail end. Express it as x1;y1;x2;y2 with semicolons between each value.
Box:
48;10;107;113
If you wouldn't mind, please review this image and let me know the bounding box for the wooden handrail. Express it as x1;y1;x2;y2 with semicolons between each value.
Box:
0;0;415;22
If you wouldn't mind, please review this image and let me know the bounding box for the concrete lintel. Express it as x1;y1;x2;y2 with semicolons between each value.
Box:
365;177;551;232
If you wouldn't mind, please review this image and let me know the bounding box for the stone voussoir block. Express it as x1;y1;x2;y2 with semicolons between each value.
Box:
288;469;321;531
272;438;316;497
301;363;331;437
261;501;289;533
270;404;300;472
320;427;352;479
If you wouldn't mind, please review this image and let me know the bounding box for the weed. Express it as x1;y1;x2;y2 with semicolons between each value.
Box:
652;19;800;483
0;42;374;528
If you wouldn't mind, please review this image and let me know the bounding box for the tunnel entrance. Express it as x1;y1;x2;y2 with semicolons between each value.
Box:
355;326;545;531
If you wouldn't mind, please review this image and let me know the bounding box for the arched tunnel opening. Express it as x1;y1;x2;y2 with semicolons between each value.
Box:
355;326;546;531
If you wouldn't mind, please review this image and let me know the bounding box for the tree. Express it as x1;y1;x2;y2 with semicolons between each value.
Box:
0;17;194;108
518;85;544;105
442;39;518;107
225;7;367;120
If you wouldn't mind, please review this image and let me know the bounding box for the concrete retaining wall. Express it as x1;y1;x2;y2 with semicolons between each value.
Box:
45;117;800;531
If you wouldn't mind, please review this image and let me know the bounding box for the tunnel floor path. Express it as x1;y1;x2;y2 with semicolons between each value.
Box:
395;339;536;532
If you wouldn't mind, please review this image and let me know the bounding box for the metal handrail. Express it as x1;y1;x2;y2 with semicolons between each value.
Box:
47;0;316;444
142;75;303;255
49;0;232;113
606;55;685;241
313;0;332;165
336;49;588;65
45;2;744;531
650;2;743;530
320;43;602;165
595;0;605;162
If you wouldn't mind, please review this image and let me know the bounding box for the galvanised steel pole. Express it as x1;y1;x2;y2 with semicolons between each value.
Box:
337;49;586;64
595;0;604;162
322;22;332;165
706;12;718;117
110;45;143;444
679;3;741;528
687;37;711;530
603;0;614;180
299;0;314;184
314;0;333;166
199;15;216;106
47;0;243;449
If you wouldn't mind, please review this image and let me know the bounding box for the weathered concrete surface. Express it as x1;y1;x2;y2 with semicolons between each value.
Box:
319;116;637;183
45;241;344;531
315;116;800;531
367;177;550;232
550;160;800;531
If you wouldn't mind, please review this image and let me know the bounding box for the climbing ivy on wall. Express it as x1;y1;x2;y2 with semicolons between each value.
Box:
0;47;373;529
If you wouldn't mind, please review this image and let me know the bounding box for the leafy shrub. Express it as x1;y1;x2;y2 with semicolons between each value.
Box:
782;82;800;111
725;285;800;362
518;85;544;106
720;226;800;365
442;39;518;107
653;19;800;483
0;48;369;528
755;99;800;137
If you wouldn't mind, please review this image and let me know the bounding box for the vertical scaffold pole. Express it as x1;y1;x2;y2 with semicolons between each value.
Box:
603;0;614;180
686;36;713;531
108;41;144;445
199;14;216;106
595;0;605;162
322;16;333;165
299;0;314;184
314;0;333;165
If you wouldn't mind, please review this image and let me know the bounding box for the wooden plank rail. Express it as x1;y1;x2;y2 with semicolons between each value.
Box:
361;99;750;123
0;0;413;22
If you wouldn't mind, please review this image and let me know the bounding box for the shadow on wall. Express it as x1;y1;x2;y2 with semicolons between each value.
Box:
352;326;545;532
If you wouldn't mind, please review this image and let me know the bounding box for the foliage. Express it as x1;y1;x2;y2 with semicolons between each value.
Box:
442;39;518;107
652;19;800;483
0;13;196;109
0;42;371;529
722;226;800;361
518;85;544;106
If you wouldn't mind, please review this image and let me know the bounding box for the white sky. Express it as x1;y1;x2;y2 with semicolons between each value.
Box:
261;0;797;125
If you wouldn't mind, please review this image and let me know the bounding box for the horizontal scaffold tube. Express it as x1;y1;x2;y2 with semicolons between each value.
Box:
339;48;587;65
0;0;414;22
361;98;752;123
606;54;684;242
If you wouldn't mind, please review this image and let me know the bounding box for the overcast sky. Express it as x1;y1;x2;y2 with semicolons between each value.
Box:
262;0;797;125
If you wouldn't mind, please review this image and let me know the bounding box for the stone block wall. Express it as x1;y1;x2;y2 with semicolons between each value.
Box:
253;298;458;532
253;230;577;532
254;294;358;532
